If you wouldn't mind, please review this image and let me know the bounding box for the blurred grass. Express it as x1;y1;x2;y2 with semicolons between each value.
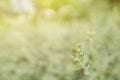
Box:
0;0;120;80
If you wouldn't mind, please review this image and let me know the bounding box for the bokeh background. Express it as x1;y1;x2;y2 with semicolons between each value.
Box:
0;0;120;80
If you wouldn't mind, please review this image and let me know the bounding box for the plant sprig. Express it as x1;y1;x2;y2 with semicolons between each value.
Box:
72;44;89;72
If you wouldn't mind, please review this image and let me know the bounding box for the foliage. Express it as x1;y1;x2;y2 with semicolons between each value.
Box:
0;0;120;80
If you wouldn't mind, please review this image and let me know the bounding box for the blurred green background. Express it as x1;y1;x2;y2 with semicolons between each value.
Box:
0;0;120;80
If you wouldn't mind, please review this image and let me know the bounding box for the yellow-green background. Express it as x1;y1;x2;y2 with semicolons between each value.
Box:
0;0;120;80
